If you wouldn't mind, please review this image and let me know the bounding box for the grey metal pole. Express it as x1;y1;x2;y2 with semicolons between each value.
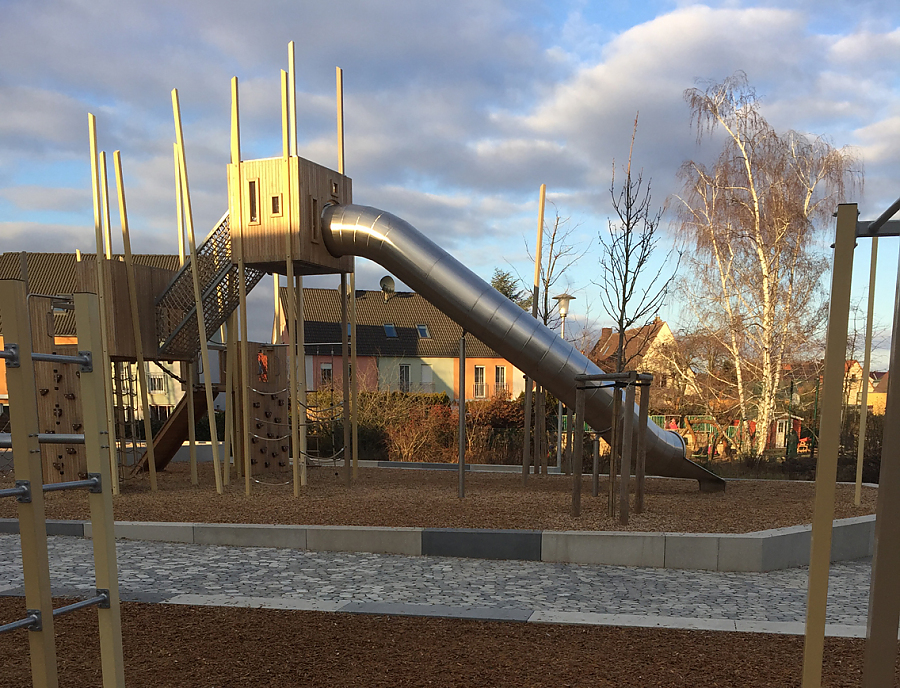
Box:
635;380;650;513
557;315;566;470
571;382;585;516
459;332;466;499
619;376;636;526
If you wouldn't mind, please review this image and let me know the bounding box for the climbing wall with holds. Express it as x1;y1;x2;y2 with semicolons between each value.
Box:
247;342;291;473
29;296;87;483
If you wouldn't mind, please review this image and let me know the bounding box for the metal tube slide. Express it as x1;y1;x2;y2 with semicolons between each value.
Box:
323;204;725;490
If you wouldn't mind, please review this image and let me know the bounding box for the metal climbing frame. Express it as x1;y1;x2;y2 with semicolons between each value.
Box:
0;280;125;688
156;212;265;360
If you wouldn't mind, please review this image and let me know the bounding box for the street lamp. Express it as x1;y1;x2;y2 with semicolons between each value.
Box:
552;293;575;471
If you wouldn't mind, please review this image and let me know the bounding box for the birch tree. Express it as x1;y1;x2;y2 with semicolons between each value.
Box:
675;72;859;455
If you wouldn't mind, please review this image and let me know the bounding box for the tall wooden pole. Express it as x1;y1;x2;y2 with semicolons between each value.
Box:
230;78;252;496
635;380;649;513
571;382;585;516
459;332;466;499
618;376;636;526
523;184;546;484
801;204;856;687
112;151;159;493
87;115;120;495
855;237;877;506
281;68;301;497
173;141;199;485
172;89;224;494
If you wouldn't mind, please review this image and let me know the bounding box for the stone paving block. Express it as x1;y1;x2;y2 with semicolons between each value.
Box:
830;516;875;562
0;519;19;534
46;520;86;537
716;534;764;572
166;594;344;612
194;524;307;549
541;531;665;567
664;534;720;570
341;601;533;622
306;525;422;556
423;528;541;561
84;521;196;543
760;527;810;571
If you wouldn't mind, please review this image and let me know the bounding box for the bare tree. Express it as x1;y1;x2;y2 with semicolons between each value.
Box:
675;71;860;455
595;113;680;372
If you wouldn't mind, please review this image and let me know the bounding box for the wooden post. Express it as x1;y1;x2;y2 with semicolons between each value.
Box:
534;385;544;475
222;319;236;486
1;279;59;687
571;382;585;516
862;245;900;685
523;184;546;484
230;77;252;495
619;376;636;526
272;274;281;344
592;436;600;497
801;204;856;687
74;291;126;688
281;68;301;497
87;115;120;495
855;237;877;506
112;151;158;492
172;89;224;494
173;141;197;483
341;273;351;487
296;274;308;486
635;379;649;514
459;332;466;499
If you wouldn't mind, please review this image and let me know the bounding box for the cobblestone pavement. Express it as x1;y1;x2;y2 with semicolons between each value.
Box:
0;534;872;632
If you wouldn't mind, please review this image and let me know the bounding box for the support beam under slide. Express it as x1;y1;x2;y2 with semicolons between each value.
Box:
321;204;725;491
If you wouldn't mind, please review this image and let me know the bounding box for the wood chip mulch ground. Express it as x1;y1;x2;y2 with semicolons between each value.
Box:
0;463;877;533
0;597;894;687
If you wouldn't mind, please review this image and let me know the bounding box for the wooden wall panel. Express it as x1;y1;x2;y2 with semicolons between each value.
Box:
247;342;290;474
28;296;86;483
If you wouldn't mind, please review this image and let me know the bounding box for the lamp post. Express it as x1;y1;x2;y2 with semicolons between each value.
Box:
553;293;575;471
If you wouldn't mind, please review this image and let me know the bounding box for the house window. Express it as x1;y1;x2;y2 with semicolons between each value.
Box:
384;323;397;338
248;180;259;223
147;373;166;394
320;363;333;388
399;364;410;393
474;365;486;398
416;324;430;338
271;194;282;216
495;366;506;397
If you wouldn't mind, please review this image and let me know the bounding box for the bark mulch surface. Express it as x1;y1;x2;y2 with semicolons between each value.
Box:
0;597;893;687
0;463;877;533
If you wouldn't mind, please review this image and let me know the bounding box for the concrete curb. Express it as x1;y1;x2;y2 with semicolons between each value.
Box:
0;514;876;572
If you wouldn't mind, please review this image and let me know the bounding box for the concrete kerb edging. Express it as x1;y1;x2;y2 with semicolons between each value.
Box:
0;514;875;572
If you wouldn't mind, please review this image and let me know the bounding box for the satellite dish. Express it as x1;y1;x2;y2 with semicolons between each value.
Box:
379;275;395;296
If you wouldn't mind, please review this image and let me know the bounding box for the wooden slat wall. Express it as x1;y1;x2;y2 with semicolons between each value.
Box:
76;260;176;360
28;296;86;483
228;156;353;275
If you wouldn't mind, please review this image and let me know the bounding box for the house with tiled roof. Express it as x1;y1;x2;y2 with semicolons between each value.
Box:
0;251;184;421
588;317;686;388
278;287;525;401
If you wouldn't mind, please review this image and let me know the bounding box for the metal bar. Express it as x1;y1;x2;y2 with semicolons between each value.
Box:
42;474;101;494
0;482;30;500
30;352;92;369
861;194;900;235
575;372;654;383
0;433;85;448
52;591;109;619
0;611;41;635
802;204;857;687
857;219;900;237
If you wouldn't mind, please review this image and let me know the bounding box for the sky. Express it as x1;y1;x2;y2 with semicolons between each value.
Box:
1;0;899;367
